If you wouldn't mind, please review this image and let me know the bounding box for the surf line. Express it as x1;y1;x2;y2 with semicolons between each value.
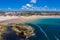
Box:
54;36;59;40
32;24;49;40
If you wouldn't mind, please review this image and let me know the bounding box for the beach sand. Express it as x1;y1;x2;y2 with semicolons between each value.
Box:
0;15;60;25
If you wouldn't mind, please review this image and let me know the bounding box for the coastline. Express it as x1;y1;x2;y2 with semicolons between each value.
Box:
0;15;60;25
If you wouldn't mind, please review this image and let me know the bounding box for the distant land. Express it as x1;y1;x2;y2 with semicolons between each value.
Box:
1;11;60;13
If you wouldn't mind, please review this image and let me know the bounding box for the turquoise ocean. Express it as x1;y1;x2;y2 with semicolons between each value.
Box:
25;18;60;40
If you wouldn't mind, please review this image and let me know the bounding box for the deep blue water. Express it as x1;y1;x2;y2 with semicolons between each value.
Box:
25;18;60;40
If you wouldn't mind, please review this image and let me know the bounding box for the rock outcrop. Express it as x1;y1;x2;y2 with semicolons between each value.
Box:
0;23;35;40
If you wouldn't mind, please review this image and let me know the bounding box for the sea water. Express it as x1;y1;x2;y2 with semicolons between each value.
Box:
25;18;60;40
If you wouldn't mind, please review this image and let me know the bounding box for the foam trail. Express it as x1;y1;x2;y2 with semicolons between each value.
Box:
55;36;59;40
33;24;49;40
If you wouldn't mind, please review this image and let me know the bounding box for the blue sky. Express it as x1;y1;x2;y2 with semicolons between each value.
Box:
0;0;60;11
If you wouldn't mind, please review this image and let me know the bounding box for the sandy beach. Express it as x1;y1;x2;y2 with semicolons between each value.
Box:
0;15;60;24
0;16;19;21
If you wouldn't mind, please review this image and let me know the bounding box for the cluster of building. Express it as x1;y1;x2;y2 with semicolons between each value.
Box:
0;11;60;16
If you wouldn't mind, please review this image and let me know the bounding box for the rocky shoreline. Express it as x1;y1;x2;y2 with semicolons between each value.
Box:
0;23;35;40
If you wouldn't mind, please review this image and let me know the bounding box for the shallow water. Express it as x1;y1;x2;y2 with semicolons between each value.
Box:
25;18;60;40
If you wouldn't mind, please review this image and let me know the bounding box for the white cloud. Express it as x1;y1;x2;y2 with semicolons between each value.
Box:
53;8;57;11
21;4;33;10
26;4;32;7
21;5;59;11
30;0;36;3
0;9;1;10
22;6;27;9
43;6;48;9
44;6;48;8
7;8;16;11
8;8;12;10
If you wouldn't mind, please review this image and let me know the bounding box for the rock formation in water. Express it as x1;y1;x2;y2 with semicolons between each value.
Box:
0;23;35;40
